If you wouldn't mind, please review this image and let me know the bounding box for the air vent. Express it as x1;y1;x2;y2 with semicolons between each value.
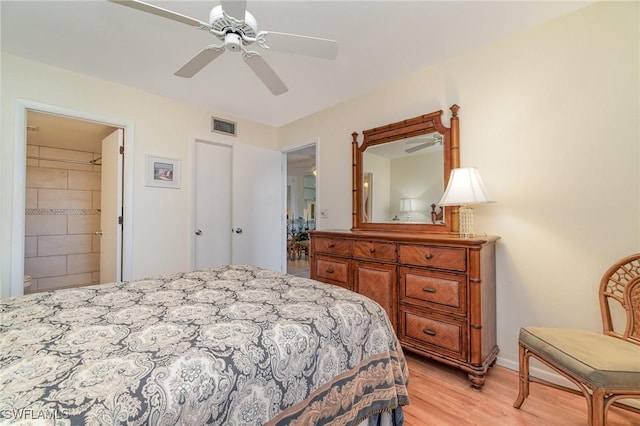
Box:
212;117;237;136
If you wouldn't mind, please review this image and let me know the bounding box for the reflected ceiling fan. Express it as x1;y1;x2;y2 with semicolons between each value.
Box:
404;134;443;153
109;0;338;95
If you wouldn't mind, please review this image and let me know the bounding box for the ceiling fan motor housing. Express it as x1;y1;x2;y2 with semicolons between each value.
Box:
209;5;258;43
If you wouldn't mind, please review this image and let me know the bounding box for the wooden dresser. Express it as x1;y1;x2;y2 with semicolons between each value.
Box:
310;230;499;389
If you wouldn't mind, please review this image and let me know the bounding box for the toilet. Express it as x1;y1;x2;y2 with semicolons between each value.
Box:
23;275;32;291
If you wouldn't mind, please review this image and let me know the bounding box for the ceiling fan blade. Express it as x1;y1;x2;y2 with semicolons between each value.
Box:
175;45;225;78
405;141;435;154
108;0;211;29
257;32;338;60
405;137;430;144
220;0;247;21
243;51;288;95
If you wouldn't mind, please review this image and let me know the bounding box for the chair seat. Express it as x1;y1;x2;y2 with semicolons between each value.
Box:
520;327;640;390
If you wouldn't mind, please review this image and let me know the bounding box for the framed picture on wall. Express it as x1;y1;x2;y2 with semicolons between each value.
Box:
145;155;181;188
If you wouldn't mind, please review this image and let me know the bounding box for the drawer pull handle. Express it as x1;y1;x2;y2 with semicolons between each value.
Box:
422;287;436;293
369;248;376;253
425;254;433;260
328;243;335;248
326;268;334;274
423;329;436;336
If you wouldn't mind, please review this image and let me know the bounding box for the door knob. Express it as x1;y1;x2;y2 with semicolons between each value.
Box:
195;229;203;236
95;230;104;236
232;228;243;234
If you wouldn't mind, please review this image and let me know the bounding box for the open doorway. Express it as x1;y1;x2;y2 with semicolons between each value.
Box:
285;143;316;278
23;110;121;293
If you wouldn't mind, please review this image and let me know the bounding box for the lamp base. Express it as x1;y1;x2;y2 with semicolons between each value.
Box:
458;205;475;238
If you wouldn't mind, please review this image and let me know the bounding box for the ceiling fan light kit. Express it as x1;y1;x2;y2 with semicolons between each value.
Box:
109;0;338;95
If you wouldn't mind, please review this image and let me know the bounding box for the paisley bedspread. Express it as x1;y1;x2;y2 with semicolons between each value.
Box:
0;265;409;425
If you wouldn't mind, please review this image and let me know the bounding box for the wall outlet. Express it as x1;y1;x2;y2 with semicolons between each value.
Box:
320;208;329;219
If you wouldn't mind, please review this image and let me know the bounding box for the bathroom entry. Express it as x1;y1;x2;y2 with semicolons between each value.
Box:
24;110;122;292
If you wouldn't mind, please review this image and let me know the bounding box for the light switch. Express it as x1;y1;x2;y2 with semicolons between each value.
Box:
320;208;328;219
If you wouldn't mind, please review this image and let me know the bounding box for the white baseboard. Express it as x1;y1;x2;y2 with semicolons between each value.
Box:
496;356;577;389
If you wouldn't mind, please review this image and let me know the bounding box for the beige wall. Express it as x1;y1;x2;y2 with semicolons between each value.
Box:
278;1;640;368
1;53;278;298
391;152;442;223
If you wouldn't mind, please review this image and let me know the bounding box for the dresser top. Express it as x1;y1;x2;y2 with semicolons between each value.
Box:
310;229;500;246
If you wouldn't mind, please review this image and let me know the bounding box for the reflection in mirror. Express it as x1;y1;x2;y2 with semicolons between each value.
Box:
362;133;444;223
363;172;372;222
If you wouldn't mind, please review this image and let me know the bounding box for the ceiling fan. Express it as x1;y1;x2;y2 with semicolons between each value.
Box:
404;135;443;154
109;0;338;95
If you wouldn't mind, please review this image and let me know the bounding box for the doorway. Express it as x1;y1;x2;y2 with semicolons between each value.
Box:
285;143;316;278
7;100;134;296
23;111;121;293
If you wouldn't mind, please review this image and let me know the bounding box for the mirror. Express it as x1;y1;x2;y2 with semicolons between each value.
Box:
352;105;460;233
362;133;444;224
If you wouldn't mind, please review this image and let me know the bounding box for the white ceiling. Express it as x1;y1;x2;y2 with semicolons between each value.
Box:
1;1;590;127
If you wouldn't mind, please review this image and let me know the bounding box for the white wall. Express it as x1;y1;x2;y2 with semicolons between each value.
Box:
278;1;640;368
1;54;278;298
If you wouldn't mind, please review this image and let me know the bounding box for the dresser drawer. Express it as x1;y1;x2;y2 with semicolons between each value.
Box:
313;237;352;256
314;255;350;289
399;245;466;271
400;309;466;360
353;241;397;262
400;267;466;315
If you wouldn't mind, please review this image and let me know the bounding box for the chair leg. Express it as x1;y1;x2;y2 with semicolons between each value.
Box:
513;342;530;408
590;389;606;426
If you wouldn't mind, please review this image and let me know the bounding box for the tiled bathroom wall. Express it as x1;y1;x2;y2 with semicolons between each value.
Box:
24;145;102;293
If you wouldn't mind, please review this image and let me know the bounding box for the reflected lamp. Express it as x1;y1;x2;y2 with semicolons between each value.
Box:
400;198;417;222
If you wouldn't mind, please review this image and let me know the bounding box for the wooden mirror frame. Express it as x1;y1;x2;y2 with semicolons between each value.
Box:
351;104;460;233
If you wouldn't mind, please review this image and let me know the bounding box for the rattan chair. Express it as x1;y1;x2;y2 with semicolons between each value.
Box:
513;253;640;426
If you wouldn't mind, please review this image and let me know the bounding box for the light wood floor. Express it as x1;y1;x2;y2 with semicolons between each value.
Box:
403;351;640;426
287;257;310;278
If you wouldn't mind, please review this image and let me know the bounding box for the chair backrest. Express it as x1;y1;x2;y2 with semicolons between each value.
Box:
599;253;640;345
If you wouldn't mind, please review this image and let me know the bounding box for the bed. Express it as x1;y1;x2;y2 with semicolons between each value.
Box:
0;265;409;425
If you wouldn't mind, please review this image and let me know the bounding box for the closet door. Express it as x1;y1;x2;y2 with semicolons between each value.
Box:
194;140;283;272
194;141;232;269
231;142;284;271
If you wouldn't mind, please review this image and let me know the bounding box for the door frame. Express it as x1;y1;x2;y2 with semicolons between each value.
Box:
282;139;319;272
10;99;134;296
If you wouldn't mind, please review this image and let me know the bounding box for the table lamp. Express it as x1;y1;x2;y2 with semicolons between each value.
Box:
439;167;493;238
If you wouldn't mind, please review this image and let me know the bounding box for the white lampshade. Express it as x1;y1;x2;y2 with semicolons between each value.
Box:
439;167;493;206
400;198;417;212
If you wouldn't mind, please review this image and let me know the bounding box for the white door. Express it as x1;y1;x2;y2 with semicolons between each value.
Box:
194;141;232;269
100;128;124;283
232;143;283;271
193;141;283;272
